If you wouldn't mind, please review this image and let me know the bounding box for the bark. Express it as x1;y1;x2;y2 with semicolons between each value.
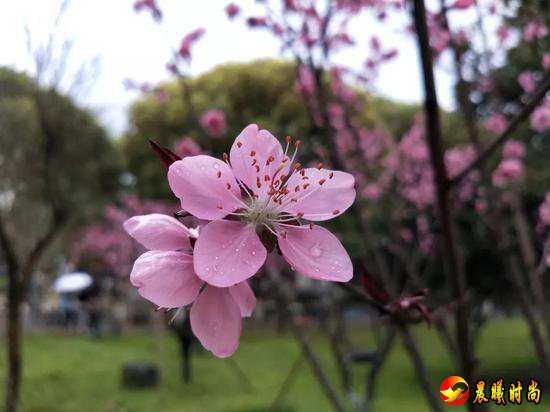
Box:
5;277;22;412
411;3;476;411
1;214;65;412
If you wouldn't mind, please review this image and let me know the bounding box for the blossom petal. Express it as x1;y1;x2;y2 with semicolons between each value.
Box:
277;225;353;282
229;281;256;317
229;124;290;199
282;168;356;221
190;286;242;358
168;155;243;220
130;251;200;308
123;214;192;251
193;220;267;287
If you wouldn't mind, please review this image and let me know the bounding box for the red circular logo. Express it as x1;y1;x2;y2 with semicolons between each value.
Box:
440;376;470;405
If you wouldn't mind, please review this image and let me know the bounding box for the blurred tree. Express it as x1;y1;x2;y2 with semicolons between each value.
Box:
0;67;122;412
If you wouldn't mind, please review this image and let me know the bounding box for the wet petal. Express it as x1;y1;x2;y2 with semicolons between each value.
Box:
168;155;243;220
229;281;256;317
277;225;353;282
282;168;355;221
130;251;201;308
193;220;267;287
229;124;289;199
190;286;242;358
123;214;192;251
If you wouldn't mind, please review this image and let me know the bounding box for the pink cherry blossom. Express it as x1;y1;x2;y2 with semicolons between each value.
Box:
530;100;550;133
225;3;240;19
124;213;256;358
247;17;267;27
134;0;162;21
492;158;524;187
295;64;316;97
452;0;474;10
167;124;356;287
362;183;381;200
538;193;550;231
502;141;525;159
200;109;227;138
518;71;536;93
543;54;550;70
174;137;202;158
178;28;205;62
523;21;548;42
484;114;508;134
496;25;511;43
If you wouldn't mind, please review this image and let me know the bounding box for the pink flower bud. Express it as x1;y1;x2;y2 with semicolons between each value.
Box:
200;109;227;138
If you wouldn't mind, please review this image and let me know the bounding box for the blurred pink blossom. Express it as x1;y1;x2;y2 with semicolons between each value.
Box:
200;109;227;138
247;17;267;27
484;114;508;134
400;228;413;243
518;71;536;93
452;0;474;10
496;25;511;43
538;193;550;231
173;137;202;158
502;141;526;159
362;183;381;200
295;65;316;97
530;100;550;133
543;54;550;70
134;0;162;21
328;103;346;130
178;28;205;61
492;158;524;187
330;68;357;104
225;3;240;19
523;21;548;42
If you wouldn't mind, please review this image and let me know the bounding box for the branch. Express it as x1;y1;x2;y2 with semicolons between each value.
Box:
411;0;477;404
20;209;67;291
0;215;19;279
449;71;550;187
337;282;389;315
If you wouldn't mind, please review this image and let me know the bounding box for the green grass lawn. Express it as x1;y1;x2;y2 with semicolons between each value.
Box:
0;319;544;411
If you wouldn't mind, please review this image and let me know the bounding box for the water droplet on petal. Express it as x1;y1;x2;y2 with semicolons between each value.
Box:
213;163;220;169
251;250;256;256
309;245;322;258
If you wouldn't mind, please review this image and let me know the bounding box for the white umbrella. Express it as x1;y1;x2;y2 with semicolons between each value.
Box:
53;272;93;293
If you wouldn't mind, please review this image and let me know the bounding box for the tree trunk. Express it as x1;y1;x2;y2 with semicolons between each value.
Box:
5;275;22;412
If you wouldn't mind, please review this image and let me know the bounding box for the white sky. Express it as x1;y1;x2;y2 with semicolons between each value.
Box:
0;0;471;135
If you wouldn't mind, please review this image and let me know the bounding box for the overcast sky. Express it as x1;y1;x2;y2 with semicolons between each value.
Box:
0;0;478;136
